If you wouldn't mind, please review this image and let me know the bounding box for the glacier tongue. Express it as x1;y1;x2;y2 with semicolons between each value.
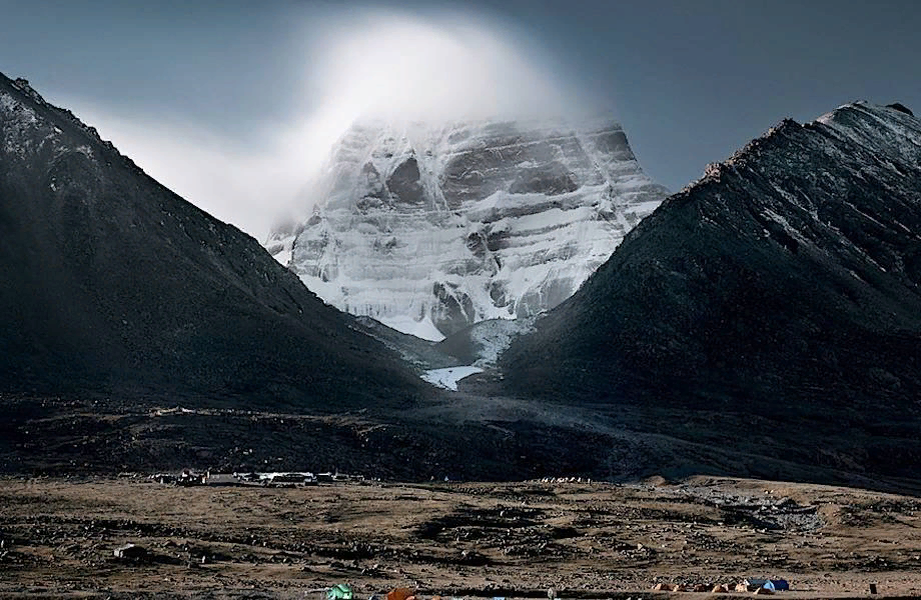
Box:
268;117;669;341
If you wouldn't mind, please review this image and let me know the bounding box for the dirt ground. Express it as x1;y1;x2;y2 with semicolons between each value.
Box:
1;476;920;598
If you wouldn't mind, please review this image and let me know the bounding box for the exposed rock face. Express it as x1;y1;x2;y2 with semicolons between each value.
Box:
0;73;424;408
267;118;668;340
887;102;914;117
502;102;921;481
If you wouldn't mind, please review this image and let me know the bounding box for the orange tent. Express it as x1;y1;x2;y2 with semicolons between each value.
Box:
388;588;415;600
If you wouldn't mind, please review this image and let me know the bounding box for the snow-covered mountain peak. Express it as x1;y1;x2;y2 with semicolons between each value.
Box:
267;116;669;340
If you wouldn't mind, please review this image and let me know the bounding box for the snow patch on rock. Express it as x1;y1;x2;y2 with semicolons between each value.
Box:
421;366;484;391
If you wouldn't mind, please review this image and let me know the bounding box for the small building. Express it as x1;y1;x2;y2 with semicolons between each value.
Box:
177;469;205;486
262;472;317;486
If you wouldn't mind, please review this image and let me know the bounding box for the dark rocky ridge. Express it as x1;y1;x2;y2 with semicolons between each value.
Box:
502;102;921;481
0;72;425;409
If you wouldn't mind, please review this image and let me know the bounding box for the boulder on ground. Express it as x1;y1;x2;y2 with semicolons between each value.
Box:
113;543;147;561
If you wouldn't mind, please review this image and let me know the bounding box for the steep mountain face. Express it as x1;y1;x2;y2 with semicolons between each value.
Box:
0;73;425;408
267;118;668;340
502;102;921;481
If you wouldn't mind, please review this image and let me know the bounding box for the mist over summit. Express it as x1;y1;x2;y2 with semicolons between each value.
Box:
49;10;599;242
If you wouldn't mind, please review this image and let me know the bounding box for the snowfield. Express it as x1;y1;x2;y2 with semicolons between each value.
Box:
421;366;484;391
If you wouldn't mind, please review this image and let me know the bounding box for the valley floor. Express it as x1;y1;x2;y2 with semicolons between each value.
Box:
1;477;921;598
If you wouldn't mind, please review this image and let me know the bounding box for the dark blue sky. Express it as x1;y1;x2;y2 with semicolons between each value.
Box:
1;0;919;234
480;0;921;191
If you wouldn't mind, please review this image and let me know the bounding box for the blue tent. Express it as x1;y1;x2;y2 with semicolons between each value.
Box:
744;578;790;592
771;579;790;591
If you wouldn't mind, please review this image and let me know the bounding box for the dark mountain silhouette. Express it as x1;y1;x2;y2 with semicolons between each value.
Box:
0;72;425;408
502;102;921;482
